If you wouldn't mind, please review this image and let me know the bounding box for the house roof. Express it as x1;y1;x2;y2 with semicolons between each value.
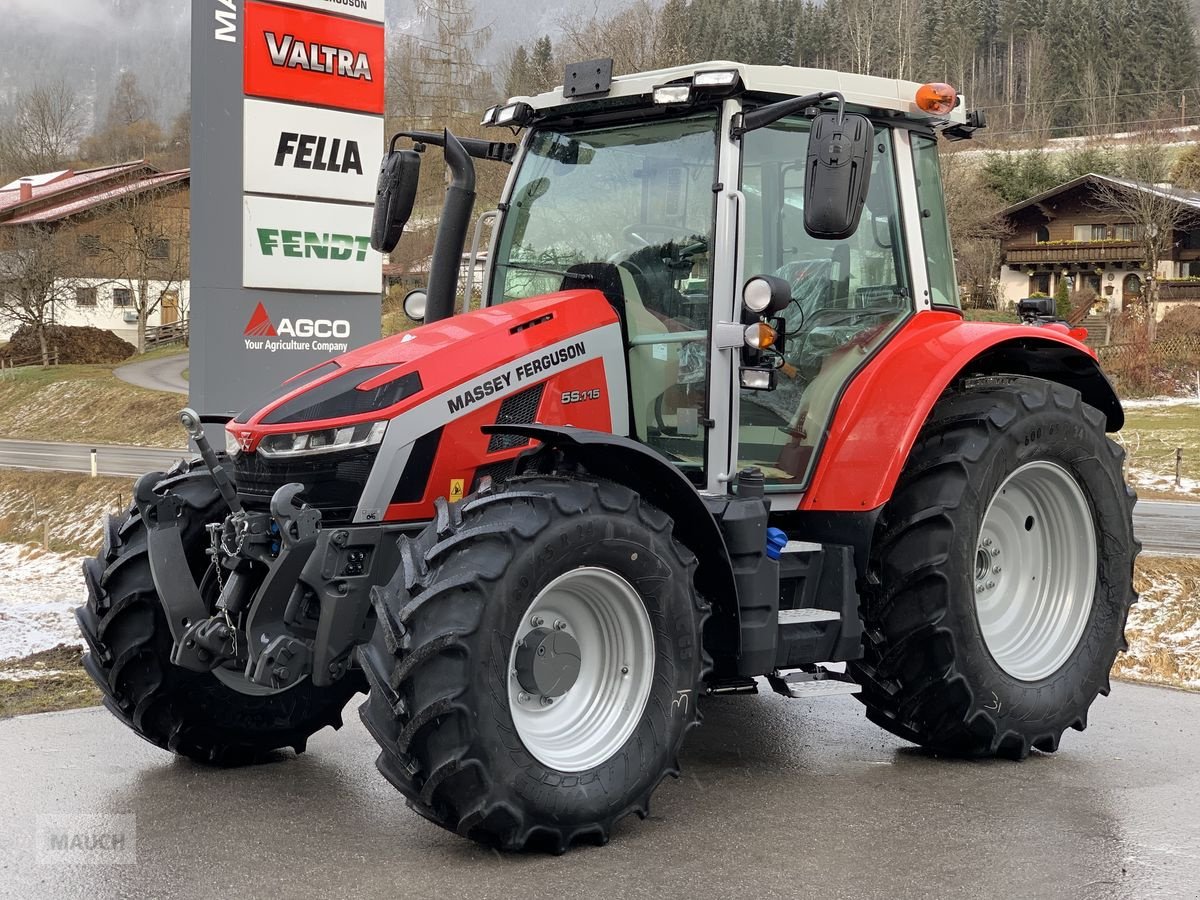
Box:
0;161;188;226
1001;173;1200;218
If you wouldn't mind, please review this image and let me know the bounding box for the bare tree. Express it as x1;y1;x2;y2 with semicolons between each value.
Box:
0;81;83;178
941;150;1011;307
97;186;189;354
1092;144;1199;340
0;226;81;367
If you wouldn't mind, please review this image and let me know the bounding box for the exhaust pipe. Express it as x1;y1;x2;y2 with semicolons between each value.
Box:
425;129;476;324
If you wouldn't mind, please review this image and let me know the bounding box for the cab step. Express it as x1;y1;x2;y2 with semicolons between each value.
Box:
768;667;861;700
778;608;841;625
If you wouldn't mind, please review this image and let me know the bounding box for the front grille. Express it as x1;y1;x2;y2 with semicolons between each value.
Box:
232;445;380;525
487;384;545;453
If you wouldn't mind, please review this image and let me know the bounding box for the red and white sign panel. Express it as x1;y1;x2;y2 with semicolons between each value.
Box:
268;0;385;24
244;0;385;115
243;98;382;203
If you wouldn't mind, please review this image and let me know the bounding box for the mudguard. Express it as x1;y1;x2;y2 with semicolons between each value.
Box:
482;424;739;615
802;311;1123;512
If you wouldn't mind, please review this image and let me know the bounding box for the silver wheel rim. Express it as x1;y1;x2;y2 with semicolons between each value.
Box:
508;567;655;773
974;460;1097;682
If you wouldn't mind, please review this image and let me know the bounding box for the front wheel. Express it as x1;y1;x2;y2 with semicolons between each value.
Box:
358;475;709;852
851;375;1138;758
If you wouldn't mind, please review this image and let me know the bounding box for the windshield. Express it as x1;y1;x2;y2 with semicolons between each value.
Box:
489;113;721;473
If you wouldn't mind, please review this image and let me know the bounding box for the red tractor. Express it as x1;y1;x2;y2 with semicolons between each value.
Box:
78;62;1137;852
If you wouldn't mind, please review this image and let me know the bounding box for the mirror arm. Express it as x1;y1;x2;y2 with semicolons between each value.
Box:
732;91;845;138
391;130;516;163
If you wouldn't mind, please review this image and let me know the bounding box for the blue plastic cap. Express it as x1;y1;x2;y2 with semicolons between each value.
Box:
765;527;788;561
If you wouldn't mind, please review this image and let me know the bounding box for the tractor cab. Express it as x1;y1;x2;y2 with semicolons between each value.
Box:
377;62;981;498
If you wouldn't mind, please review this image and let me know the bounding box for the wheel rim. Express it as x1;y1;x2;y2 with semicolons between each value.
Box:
508;567;655;773
974;460;1097;682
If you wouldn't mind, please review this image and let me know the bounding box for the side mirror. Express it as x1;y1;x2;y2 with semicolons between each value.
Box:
403;289;428;323
370;149;421;253
803;111;873;241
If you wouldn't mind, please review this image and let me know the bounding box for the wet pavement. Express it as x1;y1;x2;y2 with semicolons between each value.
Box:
0;681;1197;900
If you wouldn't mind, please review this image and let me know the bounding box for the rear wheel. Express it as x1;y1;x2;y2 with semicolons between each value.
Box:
850;376;1138;758
76;461;364;766
358;475;709;852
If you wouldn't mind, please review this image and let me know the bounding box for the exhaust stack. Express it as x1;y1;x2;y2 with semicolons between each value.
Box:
425;129;476;324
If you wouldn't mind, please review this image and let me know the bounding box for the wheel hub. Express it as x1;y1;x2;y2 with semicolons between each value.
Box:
507;566;655;773
974;460;1097;682
514;627;582;698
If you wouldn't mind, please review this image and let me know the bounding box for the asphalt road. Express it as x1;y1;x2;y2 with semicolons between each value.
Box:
0;438;186;478
113;353;189;396
1134;499;1200;557
0;682;1196;899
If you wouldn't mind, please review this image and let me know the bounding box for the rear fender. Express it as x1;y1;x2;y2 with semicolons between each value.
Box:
482;423;738;617
802;313;1123;512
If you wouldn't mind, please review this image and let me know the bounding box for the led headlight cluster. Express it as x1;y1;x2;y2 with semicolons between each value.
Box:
256;421;388;459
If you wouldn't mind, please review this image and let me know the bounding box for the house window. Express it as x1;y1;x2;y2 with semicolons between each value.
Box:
75;287;97;307
1073;224;1107;242
148;238;170;260
112;288;133;308
1115;224;1143;241
78;234;101;257
1035;225;1050;243
1029;272;1051;295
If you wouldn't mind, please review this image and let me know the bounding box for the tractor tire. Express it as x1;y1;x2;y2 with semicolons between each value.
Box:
850;375;1137;759
76;460;364;766
358;475;709;852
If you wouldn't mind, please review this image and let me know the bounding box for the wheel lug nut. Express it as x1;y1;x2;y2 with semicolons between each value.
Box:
531;615;544;627
540;696;554;706
992;548;1000;557
983;538;992;547
976;583;986;593
553;619;567;631
986;581;995;590
518;692;529;703
993;566;1002;574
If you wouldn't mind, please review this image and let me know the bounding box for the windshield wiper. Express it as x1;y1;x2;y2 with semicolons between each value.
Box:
496;262;593;280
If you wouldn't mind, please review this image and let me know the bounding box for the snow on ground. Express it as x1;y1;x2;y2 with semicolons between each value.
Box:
1127;467;1200;497
0;543;85;661
1114;559;1200;691
1122;396;1200;409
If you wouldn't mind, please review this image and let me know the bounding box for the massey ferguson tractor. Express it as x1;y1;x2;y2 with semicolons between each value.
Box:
77;61;1137;852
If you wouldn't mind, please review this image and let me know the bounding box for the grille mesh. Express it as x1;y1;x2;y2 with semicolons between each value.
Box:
487;384;545;453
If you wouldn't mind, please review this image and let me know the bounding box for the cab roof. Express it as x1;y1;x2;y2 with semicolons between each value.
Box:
512;61;968;125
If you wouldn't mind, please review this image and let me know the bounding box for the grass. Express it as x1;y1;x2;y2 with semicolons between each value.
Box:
0;470;133;554
0;358;186;448
1113;556;1200;691
964;307;1015;323
0;646;101;718
1117;403;1200;498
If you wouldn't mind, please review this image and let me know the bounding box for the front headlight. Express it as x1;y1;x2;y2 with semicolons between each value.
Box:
257;421;388;459
225;429;242;457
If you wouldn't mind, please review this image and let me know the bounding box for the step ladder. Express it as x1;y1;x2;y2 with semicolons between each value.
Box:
768;666;861;699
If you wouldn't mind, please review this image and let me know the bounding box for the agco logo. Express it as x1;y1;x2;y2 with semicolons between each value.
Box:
244;302;351;353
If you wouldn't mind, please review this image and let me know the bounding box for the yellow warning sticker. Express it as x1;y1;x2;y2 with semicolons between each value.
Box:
449;479;465;502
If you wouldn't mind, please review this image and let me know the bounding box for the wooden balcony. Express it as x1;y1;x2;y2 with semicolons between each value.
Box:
1158;280;1200;301
1003;241;1144;265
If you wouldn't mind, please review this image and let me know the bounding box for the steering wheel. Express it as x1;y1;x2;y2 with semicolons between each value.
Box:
622;223;690;248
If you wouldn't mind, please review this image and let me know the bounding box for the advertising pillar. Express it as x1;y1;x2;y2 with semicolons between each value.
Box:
190;0;385;434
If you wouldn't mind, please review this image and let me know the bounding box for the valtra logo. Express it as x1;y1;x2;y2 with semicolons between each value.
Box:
244;1;385;115
243;302;351;354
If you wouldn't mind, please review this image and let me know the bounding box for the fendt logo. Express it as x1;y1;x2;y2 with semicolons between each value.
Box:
243;302;351;353
256;229;372;261
275;132;364;174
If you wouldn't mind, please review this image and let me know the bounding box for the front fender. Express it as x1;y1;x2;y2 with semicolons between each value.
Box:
482;424;738;614
801;312;1123;512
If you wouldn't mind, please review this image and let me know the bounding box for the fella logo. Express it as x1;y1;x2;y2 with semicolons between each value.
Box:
275;132;363;174
244;1;385;114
